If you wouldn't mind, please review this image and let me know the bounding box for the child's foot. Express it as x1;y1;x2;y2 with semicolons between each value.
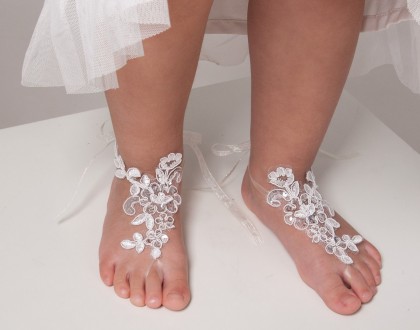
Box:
99;176;190;310
241;168;382;315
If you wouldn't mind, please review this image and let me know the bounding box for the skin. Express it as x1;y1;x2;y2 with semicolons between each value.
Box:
100;0;382;315
100;0;215;311
244;0;381;315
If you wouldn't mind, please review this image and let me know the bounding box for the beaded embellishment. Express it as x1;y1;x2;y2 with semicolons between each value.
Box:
266;167;362;264
114;147;182;259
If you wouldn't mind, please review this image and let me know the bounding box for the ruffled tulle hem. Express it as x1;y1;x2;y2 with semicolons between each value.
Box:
22;0;420;94
22;0;171;94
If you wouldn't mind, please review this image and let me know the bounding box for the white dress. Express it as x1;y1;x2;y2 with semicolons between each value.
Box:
22;0;420;94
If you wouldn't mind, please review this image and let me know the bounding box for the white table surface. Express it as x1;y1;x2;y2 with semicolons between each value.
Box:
1;78;419;329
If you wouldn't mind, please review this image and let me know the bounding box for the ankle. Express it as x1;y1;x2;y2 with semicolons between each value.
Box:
248;160;310;188
115;137;183;172
241;167;270;213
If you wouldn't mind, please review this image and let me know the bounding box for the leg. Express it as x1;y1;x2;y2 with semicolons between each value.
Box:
99;0;214;310
243;0;382;315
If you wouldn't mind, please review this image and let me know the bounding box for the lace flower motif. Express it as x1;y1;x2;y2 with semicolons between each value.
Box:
115;149;182;260
268;167;295;188
267;167;362;264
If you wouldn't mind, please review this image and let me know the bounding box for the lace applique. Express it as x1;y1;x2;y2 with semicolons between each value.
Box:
114;148;182;259
266;167;362;264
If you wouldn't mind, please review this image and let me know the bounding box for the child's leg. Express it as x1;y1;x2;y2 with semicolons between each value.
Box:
243;0;382;315
100;0;214;310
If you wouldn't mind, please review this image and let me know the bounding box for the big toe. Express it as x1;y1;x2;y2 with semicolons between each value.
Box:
163;277;191;311
318;274;362;315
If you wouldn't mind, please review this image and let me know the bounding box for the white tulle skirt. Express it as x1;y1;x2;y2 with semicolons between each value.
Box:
22;0;420;94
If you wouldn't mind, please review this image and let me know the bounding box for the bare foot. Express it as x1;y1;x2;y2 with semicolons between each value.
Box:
241;168;382;315
99;177;190;310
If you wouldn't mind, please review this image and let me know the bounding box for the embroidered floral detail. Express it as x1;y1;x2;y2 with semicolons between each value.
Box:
267;167;362;264
121;232;145;254
115;147;182;259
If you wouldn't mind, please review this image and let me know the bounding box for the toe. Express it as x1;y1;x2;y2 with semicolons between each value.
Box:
145;268;163;309
363;254;382;286
113;267;130;299
317;273;362;315
354;261;377;294
129;272;146;307
99;259;115;286
343;266;374;303
163;273;191;311
363;241;382;269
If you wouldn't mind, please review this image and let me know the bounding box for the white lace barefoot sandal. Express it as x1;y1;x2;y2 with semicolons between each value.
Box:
249;167;363;265
113;144;183;260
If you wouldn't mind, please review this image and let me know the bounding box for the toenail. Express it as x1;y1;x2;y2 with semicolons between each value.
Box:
375;276;381;285
131;296;145;306
117;289;129;298
102;277;113;286
362;291;372;301
167;292;184;301
342;294;359;307
147;297;160;306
